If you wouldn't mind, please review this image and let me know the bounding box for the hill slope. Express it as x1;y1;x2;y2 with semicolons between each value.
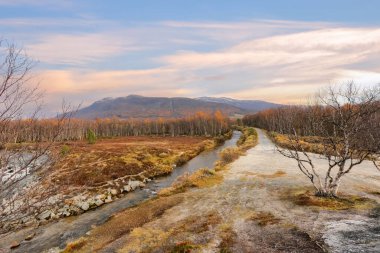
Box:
197;97;281;112
74;95;245;119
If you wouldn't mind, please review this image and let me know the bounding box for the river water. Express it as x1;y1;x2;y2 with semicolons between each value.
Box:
0;131;241;253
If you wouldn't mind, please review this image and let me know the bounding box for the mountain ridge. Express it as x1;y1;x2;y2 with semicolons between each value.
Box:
73;95;281;119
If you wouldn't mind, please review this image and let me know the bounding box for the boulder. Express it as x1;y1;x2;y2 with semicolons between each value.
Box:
105;196;113;203
37;210;52;220
80;202;90;211
124;185;132;192
95;194;106;200
128;180;145;190
110;189;118;196
95;199;104;206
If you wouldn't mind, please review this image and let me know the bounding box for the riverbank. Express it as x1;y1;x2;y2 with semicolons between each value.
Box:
0;132;240;252
59;128;257;252
63;129;379;252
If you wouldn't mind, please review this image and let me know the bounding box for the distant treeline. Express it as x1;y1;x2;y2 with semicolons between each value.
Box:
242;104;380;137
2;111;231;143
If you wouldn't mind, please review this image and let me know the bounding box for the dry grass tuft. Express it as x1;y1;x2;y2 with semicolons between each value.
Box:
281;188;378;211
120;211;221;252
219;147;242;166
159;168;223;196
218;223;237;253
48;136;213;188
237;127;258;151
243;170;287;179
62;195;183;252
61;238;87;253
248;211;281;226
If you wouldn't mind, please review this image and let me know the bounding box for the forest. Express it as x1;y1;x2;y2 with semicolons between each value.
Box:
2;111;231;144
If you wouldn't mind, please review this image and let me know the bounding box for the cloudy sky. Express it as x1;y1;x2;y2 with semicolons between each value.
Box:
1;0;380;114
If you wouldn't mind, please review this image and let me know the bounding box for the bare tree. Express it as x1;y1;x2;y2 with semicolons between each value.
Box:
0;40;72;231
275;83;380;197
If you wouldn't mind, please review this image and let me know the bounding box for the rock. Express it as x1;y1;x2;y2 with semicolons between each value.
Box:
124;185;132;192
25;232;35;241
110;189;118;196
128;180;144;190
80;202;90;211
95;194;106;200
105;196;112;203
50;213;59;220
95;199;104;206
10;241;20;249
37;210;52;220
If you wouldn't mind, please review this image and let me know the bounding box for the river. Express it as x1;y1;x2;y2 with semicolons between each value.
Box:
0;131;241;253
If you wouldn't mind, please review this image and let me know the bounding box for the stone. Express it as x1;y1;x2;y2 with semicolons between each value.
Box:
37;210;51;220
96;194;106;200
128;180;144;190
124;185;132;192
80;202;90;211
10;241;20;249
95;199;104;206
105;196;113;203
110;189;118;196
25;232;35;241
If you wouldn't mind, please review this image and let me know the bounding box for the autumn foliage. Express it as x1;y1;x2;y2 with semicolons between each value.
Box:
2;111;231;143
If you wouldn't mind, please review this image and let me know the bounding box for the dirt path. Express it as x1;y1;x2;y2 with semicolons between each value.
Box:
101;129;380;252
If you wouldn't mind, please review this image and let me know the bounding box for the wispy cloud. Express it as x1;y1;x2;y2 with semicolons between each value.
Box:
27;33;141;65
4;16;380;111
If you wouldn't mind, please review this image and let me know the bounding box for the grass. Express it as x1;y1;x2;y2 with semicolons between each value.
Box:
242;170;287;179
160;127;259;196
61;238;86;253
171;241;200;253
159;168;223;196
119;211;221;252
247;211;281;226
237;127;258;151
268;132;326;154
62;195;184;252
281;188;378;211
218;224;237;253
46;136;216;189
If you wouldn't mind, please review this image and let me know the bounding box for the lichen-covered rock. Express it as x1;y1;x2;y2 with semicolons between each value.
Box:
110;189;118;196
37;210;52;220
124;184;132;192
80;202;90;211
105;195;113;203
95;199;104;206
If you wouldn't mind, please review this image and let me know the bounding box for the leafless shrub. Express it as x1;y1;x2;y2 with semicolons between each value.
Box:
0;40;73;231
245;82;380;197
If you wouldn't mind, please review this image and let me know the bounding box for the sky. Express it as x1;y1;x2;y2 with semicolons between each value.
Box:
1;0;380;115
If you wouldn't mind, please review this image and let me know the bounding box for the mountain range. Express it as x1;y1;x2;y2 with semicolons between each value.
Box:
73;95;281;119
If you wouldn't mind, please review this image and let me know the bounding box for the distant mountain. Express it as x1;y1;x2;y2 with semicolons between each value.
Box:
197;97;281;112
74;95;245;119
